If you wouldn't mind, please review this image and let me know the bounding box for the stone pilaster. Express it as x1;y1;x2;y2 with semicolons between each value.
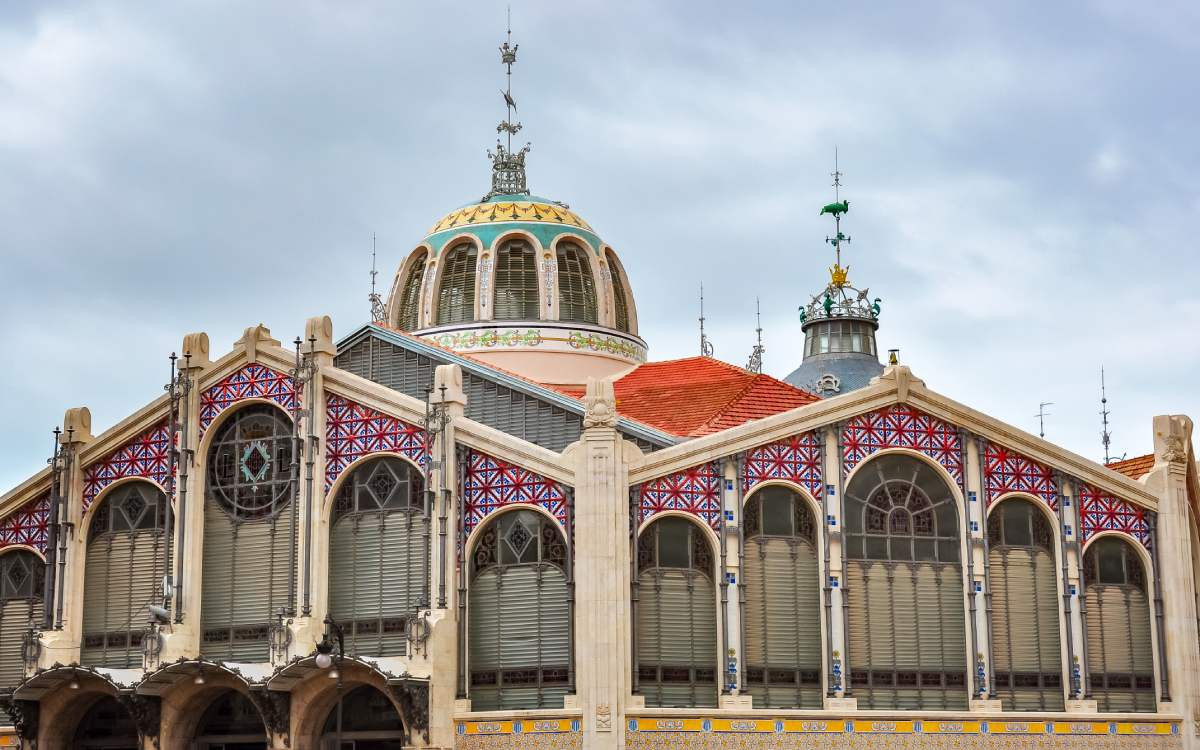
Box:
823;426;853;709
573;378;631;747
964;435;999;710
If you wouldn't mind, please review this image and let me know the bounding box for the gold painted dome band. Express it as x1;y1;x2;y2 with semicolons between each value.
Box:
427;201;593;235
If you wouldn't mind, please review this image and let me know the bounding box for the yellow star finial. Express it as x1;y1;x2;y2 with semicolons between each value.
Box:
830;263;849;287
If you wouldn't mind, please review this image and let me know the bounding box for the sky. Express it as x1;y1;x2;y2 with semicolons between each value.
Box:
1;1;1198;493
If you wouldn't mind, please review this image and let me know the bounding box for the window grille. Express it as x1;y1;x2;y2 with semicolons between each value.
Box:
0;550;43;688
201;405;295;661
844;454;967;710
398;252;427;331
636;516;718;708
987;499;1064;710
742;486;823;708
556;242;598;324
319;684;406;744
607;252;630;332
73;696;139;748
436;243;478;325
1083;537;1155;711
329;456;426;657
493;240;539;320
82;481;166;668
468;510;570;710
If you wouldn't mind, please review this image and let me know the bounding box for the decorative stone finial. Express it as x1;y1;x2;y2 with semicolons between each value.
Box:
583;377;618;429
234;324;281;362
304;315;336;357
62;407;93;445
180;332;211;371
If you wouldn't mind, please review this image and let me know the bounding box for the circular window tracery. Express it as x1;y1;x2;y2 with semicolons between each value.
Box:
206;405;294;521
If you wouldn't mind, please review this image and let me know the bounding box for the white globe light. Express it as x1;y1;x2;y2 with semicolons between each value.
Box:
315;652;332;670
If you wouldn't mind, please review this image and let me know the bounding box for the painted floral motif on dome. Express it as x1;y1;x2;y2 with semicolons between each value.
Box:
744;433;823;498
567;331;640;358
199;363;297;432
430;326;646;362
82;419;172;510
428;200;592;236
983;443;1057;509
842;405;962;485
325;393;427;491
463;450;566;531
1079;482;1150;548
0;494;50;553
639;462;722;530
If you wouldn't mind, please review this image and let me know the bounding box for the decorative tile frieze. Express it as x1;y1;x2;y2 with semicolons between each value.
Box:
842;404;962;484
983;443;1057;509
639;462;722;530
81;419;171;511
1079;482;1151;548
744;432;823;499
199;363;296;432
325;393;427;490
462;450;566;531
0;494;51;553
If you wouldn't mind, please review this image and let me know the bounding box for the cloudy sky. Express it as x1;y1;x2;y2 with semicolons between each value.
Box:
1;1;1197;492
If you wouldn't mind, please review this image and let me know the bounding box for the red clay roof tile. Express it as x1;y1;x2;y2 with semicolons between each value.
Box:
1107;453;1155;480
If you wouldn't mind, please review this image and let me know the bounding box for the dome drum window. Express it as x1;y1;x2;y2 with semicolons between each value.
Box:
436;243;478;326
397;251;428;331
556;242;598;324
804;320;877;357
493;239;539;321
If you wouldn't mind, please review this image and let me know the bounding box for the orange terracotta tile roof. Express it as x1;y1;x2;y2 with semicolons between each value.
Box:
552;356;819;438
1107;453;1155;480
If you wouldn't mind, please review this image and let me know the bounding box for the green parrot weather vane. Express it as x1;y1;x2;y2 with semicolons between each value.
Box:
798;152;881;325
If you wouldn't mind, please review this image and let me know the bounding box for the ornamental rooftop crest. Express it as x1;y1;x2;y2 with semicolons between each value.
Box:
485;14;531;200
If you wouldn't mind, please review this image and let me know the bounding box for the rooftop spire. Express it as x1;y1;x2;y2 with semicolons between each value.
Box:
369;233;385;324
485;8;531;200
699;283;714;357
822;148;851;286
746;297;764;373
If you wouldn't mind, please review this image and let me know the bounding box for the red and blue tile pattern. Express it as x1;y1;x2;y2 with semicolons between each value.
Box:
983;442;1057;509
744;433;823;499
0;494;51;553
325;393;427;490
639;462;722;530
842;404;962;485
82;419;172;511
463;450;566;531
1079;482;1150;548
199;363;296;432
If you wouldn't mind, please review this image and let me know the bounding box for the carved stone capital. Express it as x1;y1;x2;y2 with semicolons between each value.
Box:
583;377;618;429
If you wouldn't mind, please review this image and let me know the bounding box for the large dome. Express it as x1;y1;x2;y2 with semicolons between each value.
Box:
384;193;646;386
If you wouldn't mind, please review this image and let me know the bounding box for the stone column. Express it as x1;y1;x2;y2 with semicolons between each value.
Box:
964;436;999;711
823;426;854;709
572;378;631;747
1145;415;1199;744
429;364;466;749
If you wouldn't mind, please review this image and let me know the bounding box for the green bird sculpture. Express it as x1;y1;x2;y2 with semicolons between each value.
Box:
871;298;881;318
820;200;849;216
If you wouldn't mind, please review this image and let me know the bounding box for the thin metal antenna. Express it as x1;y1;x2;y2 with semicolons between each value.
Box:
699;283;714;357
1100;366;1113;463
1035;402;1054;439
369;233;385;324
746;297;764;373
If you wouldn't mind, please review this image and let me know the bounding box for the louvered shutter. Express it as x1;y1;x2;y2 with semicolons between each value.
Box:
1087;585;1155;712
637;569;717;708
1033;549;1064;709
0;599;34;688
990;548;1064;710
201;503;294;662
468;569;502;710
82;530;163;668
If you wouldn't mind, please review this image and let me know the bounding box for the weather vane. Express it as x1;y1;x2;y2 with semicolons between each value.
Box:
485;7;531;199
820;148;851;287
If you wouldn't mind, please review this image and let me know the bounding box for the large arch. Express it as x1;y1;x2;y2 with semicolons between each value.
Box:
317;684;407;749
985;495;1065;710
72;695;140;750
80;478;167;668
1082;534;1156;712
0;548;43;690
327;454;427;657
191;689;269;749
200;402;296;662
634;513;718;708
467;506;570;710
741;482;823;708
843;451;968;710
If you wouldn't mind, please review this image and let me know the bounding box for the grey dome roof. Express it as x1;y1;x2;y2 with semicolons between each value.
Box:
784;352;885;398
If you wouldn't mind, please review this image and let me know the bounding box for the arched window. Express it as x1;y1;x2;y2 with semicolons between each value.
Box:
436;242;477;325
556;242;598;324
73;696;138;750
742;486;822;708
397;251;427;331
82;481;167;668
319;684;406;748
201;405;295;662
844;453;967;709
1084;536;1155;712
193;690;267;750
0;550;43;688
493;239;539;320
635;516;717;708
987;498;1063;710
329;456;426;657
469;509;570;710
606;251;630;332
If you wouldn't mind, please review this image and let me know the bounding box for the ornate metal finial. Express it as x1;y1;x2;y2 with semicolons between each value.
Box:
1100;366;1113;463
369;233;385;324
746;297;764;373
699;283;714;357
821;148;851;286
485;8;531;200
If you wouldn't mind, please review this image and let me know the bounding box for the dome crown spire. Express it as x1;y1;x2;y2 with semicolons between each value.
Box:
485;11;531;200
